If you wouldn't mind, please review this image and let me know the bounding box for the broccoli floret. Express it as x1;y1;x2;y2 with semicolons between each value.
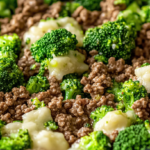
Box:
79;131;112;150
141;62;150;67
83;19;136;61
0;58;25;93
60;74;84;100
44;121;58;130
140;5;150;23
0;34;21;55
106;80;123;102
118;79;147;112
0;120;5;139
26;75;49;94
117;2;142;31
113;124;150;150
114;0;132;6
74;0;102;11
31;97;46;109
0;49;17;60
30;28;78;63
83;72;89;78
145;120;150;132
0;0;17;18
0;129;32;150
94;54;108;64
90;105;114;126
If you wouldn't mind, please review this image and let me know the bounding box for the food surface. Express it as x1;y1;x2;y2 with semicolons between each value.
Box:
0;0;150;150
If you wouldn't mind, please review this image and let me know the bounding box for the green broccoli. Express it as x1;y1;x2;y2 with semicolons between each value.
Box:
44;121;58;130
0;129;32;150
118;79;147;112
0;58;25;93
59;2;80;17
44;0;58;5
0;120;5;139
94;54;108;64
140;5;150;23
26;75;50;94
30;64;36;70
79;131;112;150
113;124;150;150
83;19;136;61
13;120;23;123
0;0;17;18
145;120;150;131
74;0;102;11
0;34;21;56
30;28;78;63
106;80;123;102
60;74;84;100
31;97;46;109
0;49;17;60
117;2;142;31
141;62;150;67
114;0;132;6
90;105;114;126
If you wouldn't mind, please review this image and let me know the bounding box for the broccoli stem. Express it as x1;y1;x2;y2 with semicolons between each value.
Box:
65;89;75;100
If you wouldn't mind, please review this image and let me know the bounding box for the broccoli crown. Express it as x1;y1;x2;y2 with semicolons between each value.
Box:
26;75;50;94
0;129;32;150
30;28;78;63
0;0;17;18
90;105;114;126
141;62;150;67
118;79;147;112
0;48;17;60
94;54;108;64
74;0;102;11
140;6;150;23
0;34;21;55
83;19;136;61
79;131;112;150
0;58;24;93
113;124;150;150
106;80;123;102
31;97;46;109
44;121;58;130
60;75;84;100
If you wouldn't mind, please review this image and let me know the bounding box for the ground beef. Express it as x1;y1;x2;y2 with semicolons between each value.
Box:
0;0;62;39
132;97;150;120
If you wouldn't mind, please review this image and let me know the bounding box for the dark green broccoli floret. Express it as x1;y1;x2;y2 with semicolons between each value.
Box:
30;28;78;63
60;74;84;100
106;80;123;102
0;0;17;18
79;131;112;150
83;19;136;61
0;34;21;55
117;2;142;31
31;97;46;109
141;62;150;67
74;0;102;11
26;75;49;94
94;54;108;64
44;121;58;130
0;58;25;93
90;105;114;126
0;129;32;150
113;124;150;150
118;79;147;112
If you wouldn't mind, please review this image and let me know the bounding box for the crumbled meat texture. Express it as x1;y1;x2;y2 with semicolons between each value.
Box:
132;97;150;120
0;0;63;38
105;130;119;142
